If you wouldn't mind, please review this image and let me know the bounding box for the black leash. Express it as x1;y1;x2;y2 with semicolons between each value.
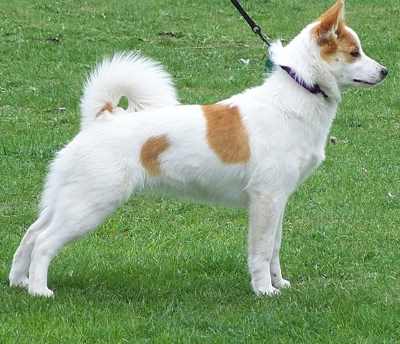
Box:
230;0;272;47
229;1;328;98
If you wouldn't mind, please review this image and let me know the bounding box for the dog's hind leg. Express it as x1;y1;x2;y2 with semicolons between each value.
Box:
27;196;121;297
9;210;52;289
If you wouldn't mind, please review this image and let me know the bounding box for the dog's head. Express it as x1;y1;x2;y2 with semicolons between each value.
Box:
312;0;387;89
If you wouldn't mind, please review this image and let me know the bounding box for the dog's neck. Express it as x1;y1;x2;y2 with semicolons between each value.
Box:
278;65;329;99
269;28;342;103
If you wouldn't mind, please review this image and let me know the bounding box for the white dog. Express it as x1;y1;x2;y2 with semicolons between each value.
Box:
10;0;387;297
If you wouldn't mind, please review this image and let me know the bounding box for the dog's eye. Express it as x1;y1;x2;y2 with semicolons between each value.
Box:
350;50;361;58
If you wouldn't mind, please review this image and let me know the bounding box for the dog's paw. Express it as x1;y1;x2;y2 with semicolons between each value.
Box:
28;287;54;298
252;281;281;297
9;276;29;289
272;278;291;289
255;286;281;297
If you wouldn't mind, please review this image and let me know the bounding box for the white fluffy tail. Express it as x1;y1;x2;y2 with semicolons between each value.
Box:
80;52;179;130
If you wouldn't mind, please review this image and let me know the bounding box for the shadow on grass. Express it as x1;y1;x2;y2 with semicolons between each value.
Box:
48;257;253;306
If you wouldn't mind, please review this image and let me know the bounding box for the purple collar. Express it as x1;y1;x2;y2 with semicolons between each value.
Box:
279;65;328;99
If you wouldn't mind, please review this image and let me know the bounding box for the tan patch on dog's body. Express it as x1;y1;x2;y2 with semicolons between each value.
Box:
313;0;359;62
96;102;114;117
140;135;170;176
202;104;250;164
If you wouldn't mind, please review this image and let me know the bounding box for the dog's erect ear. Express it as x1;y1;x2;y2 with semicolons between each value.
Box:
315;0;345;42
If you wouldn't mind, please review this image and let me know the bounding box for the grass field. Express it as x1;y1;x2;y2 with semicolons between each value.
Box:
1;0;399;342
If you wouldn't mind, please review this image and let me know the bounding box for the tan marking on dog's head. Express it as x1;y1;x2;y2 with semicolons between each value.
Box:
140;135;170;176
202;104;250;164
312;0;360;63
96;102;114;117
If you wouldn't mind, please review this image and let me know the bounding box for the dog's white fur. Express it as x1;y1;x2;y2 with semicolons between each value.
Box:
10;1;387;297
80;52;179;130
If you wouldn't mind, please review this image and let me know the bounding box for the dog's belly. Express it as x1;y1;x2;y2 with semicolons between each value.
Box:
150;175;249;208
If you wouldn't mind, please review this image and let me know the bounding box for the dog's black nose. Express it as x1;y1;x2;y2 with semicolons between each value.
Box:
381;67;388;78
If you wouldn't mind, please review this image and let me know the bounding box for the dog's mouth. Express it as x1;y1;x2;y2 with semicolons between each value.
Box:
353;79;378;86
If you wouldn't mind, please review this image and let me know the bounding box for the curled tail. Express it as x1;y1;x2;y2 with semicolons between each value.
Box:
80;52;179;130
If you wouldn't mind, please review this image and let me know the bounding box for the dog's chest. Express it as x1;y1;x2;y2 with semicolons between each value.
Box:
297;148;326;184
287;114;331;184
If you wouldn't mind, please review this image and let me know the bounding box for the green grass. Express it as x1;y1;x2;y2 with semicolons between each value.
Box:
1;0;399;342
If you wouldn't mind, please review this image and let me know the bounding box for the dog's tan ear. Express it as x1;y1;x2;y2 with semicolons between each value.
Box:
315;0;345;43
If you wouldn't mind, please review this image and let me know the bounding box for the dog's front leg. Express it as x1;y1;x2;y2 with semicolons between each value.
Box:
248;193;286;296
270;210;291;289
